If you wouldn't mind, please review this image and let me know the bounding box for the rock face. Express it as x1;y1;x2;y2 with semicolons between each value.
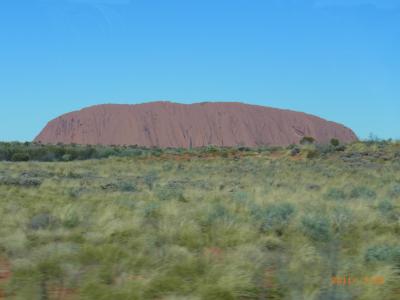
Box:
34;101;358;147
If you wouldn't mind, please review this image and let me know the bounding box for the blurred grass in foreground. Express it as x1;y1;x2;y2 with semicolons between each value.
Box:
0;140;399;299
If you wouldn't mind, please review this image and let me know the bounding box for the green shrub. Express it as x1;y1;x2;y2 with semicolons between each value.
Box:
37;259;63;280
118;181;137;192
205;145;219;153
203;203;231;227
63;213;80;229
330;206;354;234
350;186;376;199
143;171;158;190
142;202;161;219
306;149;319;159
0;175;42;187
260;203;295;234
335;145;346;151
378;199;394;214
325;188;346;201
232;191;251;205
155;185;185;201
300;136;315;145
330;138;340;147
18;176;42;187
29;213;54;230
290;147;300;156
61;154;72;161
302;214;331;242
365;245;400;263
11;153;30;161
389;184;400;198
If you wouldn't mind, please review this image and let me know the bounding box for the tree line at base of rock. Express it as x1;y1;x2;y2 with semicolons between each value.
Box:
0;137;394;162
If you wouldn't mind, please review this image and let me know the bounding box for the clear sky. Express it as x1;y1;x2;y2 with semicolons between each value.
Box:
0;0;399;141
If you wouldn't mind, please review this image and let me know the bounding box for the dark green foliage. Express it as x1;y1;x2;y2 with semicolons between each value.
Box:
325;188;346;201
0;175;42;187
365;245;400;263
237;146;251;152
300;136;315;145
202;203;231;228
389;184;400;198
143;171;158;190
19;176;42;187
330;206;354;234
0;140;373;162
335;145;346;151
11;152;30;161
61;154;72;161
260;203;295;234
290;147;300;156
38;259;63;280
302;215;331;242
377;199;398;221
62;213;80;229
155;185;185;201
378;199;394;214
118;181;137;192
330;138;340;147
232;191;251;205
100;180;137;192
350;186;376;199
306;184;321;191
306;149;319;159
142;202;160;219
0;142;147;162
29;213;54;230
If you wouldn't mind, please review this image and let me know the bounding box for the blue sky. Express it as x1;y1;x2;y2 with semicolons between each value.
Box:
0;0;399;141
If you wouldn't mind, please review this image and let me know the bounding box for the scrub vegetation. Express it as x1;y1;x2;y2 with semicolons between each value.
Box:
0;140;399;299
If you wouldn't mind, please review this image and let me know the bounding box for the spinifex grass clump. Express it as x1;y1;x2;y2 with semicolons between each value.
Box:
0;141;399;299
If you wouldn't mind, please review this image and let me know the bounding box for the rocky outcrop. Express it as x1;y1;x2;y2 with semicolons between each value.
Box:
34;101;358;147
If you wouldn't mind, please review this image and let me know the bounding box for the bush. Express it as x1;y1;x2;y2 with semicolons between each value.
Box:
118;181;137;192
62;212;80;229
143;171;158;190
290;147;300;156
11;153;30;162
330;206;354;234
18;176;42;187
306;149;319;159
260;203;295;234
302;214;331;242
205;145;219;153
349;186;376;199
365;245;400;263
61;154;72;161
155;186;186;202
100;181;137;192
325;188;346;201
389;184;400;198
330;138;340;147
300;136;315;145
29;213;54;230
378;199;394;214
203;203;231;226
377;199;398;221
142;202;161;219
0;175;42;187
335;145;346;151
